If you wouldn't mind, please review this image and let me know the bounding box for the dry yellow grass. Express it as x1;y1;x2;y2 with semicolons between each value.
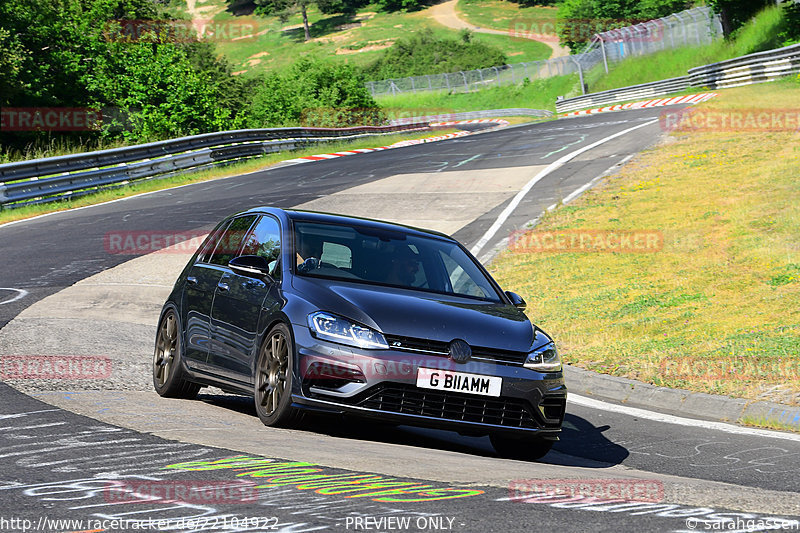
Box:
489;79;800;404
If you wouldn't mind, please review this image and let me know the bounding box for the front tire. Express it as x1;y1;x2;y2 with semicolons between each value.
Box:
254;323;299;427
490;434;553;461
153;308;200;399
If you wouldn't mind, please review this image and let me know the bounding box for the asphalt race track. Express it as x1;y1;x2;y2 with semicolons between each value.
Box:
1;108;799;532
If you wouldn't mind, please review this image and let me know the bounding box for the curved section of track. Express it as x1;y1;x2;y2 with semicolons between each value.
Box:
2;108;799;531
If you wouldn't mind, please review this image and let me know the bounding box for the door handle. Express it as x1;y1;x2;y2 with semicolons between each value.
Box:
187;276;198;285
217;282;230;292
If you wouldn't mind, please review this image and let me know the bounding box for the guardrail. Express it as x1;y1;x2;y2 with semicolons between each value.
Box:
555;76;691;113
688;42;800;89
0;124;428;208
556;42;800;113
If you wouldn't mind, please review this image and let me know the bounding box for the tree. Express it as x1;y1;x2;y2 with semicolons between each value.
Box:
254;0;313;40
557;0;691;53
708;0;773;37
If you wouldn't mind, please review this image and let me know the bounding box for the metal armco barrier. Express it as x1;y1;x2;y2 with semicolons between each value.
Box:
555;76;691;113
688;42;800;89
556;42;800;113
0;124;428;207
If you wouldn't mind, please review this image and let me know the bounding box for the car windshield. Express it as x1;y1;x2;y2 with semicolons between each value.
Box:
293;221;502;302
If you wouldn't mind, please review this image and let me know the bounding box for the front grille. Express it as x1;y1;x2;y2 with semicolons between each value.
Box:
344;383;538;429
384;334;527;365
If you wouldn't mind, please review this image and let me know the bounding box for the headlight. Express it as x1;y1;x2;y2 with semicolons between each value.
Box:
307;311;388;350
524;342;561;372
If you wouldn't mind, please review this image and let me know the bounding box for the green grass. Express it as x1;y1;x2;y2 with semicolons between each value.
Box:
740;415;800;433
458;0;558;35
204;1;551;78
376;73;580;113
489;79;800;405
585;5;790;93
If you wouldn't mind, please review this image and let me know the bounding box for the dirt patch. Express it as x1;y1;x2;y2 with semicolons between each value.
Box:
311;29;355;44
336;40;395;54
232;70;247;76
248;51;270;59
335;22;362;31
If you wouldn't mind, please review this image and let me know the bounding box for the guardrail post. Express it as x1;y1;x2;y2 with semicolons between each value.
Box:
460;71;468;91
492;66;500;87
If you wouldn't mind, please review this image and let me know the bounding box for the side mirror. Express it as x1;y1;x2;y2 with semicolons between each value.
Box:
297;257;319;273
505;291;526;310
229;255;273;280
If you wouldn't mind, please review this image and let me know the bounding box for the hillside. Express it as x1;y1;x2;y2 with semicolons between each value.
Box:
173;0;553;78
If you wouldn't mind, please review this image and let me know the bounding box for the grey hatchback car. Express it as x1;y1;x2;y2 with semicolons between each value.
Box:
153;207;566;460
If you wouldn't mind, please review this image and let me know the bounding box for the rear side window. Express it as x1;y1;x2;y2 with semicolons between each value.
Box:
196;220;231;264
208;215;257;266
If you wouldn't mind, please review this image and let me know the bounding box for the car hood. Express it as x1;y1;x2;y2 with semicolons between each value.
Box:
290;276;535;352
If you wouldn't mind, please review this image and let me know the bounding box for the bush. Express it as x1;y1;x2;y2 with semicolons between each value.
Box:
361;28;507;79
246;57;382;127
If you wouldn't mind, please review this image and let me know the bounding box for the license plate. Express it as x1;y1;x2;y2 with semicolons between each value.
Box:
416;368;502;397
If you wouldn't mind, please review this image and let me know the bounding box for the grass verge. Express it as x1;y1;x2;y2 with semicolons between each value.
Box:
488;78;800;406
376;74;580;113
0;128;465;226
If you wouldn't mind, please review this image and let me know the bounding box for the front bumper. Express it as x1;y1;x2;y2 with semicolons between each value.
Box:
290;324;567;438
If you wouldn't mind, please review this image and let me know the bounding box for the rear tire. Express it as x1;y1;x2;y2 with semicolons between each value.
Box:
254;323;300;427
490;434;553;461
153;308;200;399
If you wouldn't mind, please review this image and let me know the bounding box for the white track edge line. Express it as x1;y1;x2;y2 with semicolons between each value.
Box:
469;118;658;256
568;394;800;443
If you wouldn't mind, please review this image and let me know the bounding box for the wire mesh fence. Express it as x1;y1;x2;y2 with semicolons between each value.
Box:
365;6;722;98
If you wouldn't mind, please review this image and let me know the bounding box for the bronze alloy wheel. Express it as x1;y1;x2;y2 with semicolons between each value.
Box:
152;308;199;399
255;323;298;426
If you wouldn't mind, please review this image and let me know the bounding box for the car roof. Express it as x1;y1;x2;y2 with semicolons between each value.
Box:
241;207;453;241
